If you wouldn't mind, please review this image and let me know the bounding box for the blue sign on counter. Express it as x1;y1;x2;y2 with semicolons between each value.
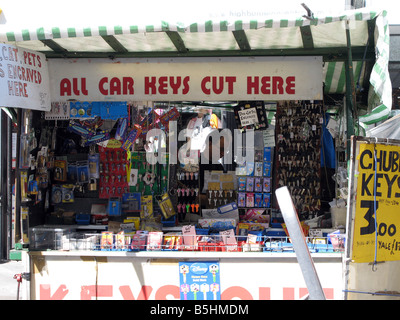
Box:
179;261;220;300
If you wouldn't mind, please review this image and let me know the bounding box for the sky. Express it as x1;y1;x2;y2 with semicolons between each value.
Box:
365;0;400;24
0;0;399;30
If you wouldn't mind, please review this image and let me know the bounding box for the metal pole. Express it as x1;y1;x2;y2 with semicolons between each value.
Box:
0;110;13;260
275;186;326;300
345;19;356;159
0;110;3;260
6;114;12;258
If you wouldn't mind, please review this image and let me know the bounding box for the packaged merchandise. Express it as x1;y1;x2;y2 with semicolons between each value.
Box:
147;231;163;251
235;164;247;176
115;117;129;141
216;202;239;221
263;147;272;162
54;160;67;181
263;178;271;193
67;163;77;181
246;177;254;192
262;193;271;208
131;231;148;251
77;161;89;183
182;225;197;250
237;193;246;207
88;153;100;179
238;177;246;192
156;192;176;219
219;229;238;251
263;162;271;177
163;235;178;250
61;184;74;203
254;162;263;176
197;218;236;230
246;162;254;176
115;231;126;250
242;209;270;223
246;193;254;207
254;178;262;192
100;231;114;250
108;198;122;216
122;193;141;213
141;195;153;219
254;193;263;207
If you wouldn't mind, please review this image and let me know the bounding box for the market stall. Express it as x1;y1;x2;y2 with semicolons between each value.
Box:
9;55;347;300
0;5;392;300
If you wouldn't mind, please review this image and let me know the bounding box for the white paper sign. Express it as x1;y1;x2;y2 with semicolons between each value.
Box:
238;108;258;126
263;126;276;147
0;44;51;111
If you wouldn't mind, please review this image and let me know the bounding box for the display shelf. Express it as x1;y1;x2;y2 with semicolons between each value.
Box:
28;249;343;260
75;225;107;231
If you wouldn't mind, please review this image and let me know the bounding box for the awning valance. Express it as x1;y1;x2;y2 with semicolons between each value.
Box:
0;8;381;41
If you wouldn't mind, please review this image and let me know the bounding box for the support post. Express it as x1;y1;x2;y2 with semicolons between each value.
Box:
345;19;356;159
276;186;326;300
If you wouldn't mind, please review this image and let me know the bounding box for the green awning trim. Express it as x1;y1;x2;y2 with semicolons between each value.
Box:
359;10;391;125
2;10;380;41
323;61;365;95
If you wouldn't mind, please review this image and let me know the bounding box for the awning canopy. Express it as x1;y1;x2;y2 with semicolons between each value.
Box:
0;3;391;124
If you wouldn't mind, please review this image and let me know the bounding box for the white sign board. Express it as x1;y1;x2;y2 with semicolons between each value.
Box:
0;44;51;111
30;253;342;300
48;56;323;102
238;108;258;126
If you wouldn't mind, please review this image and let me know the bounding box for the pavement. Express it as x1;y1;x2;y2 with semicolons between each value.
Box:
0;260;27;300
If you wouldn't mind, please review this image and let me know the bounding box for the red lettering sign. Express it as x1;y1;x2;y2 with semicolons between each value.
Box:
58;75;296;98
8;81;28;97
119;285;153;300
247;76;296;95
81;285;113;300
286;76;296;94
38;284;335;300
23;51;41;67
39;284;69;300
144;76;190;95
99;77;134;95
201;76;236;95
60;78;88;96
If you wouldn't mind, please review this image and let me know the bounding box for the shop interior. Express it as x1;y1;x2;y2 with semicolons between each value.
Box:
16;98;345;253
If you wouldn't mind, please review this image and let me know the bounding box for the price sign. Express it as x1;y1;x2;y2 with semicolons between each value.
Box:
352;143;400;263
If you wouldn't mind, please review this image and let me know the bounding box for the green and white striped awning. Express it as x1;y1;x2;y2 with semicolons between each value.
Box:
0;9;382;42
0;4;391;124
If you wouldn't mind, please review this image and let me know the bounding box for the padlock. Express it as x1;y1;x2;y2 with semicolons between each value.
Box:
88;178;97;191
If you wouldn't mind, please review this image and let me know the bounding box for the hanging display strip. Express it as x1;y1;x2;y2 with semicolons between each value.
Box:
98;146;129;199
45;102;70;120
275;101;323;219
69;101;128;120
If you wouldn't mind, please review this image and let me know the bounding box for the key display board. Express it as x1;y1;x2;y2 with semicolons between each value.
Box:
275;101;323;219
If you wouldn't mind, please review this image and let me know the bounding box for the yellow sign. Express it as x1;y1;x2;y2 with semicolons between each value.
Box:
352;143;400;263
105;138;122;148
